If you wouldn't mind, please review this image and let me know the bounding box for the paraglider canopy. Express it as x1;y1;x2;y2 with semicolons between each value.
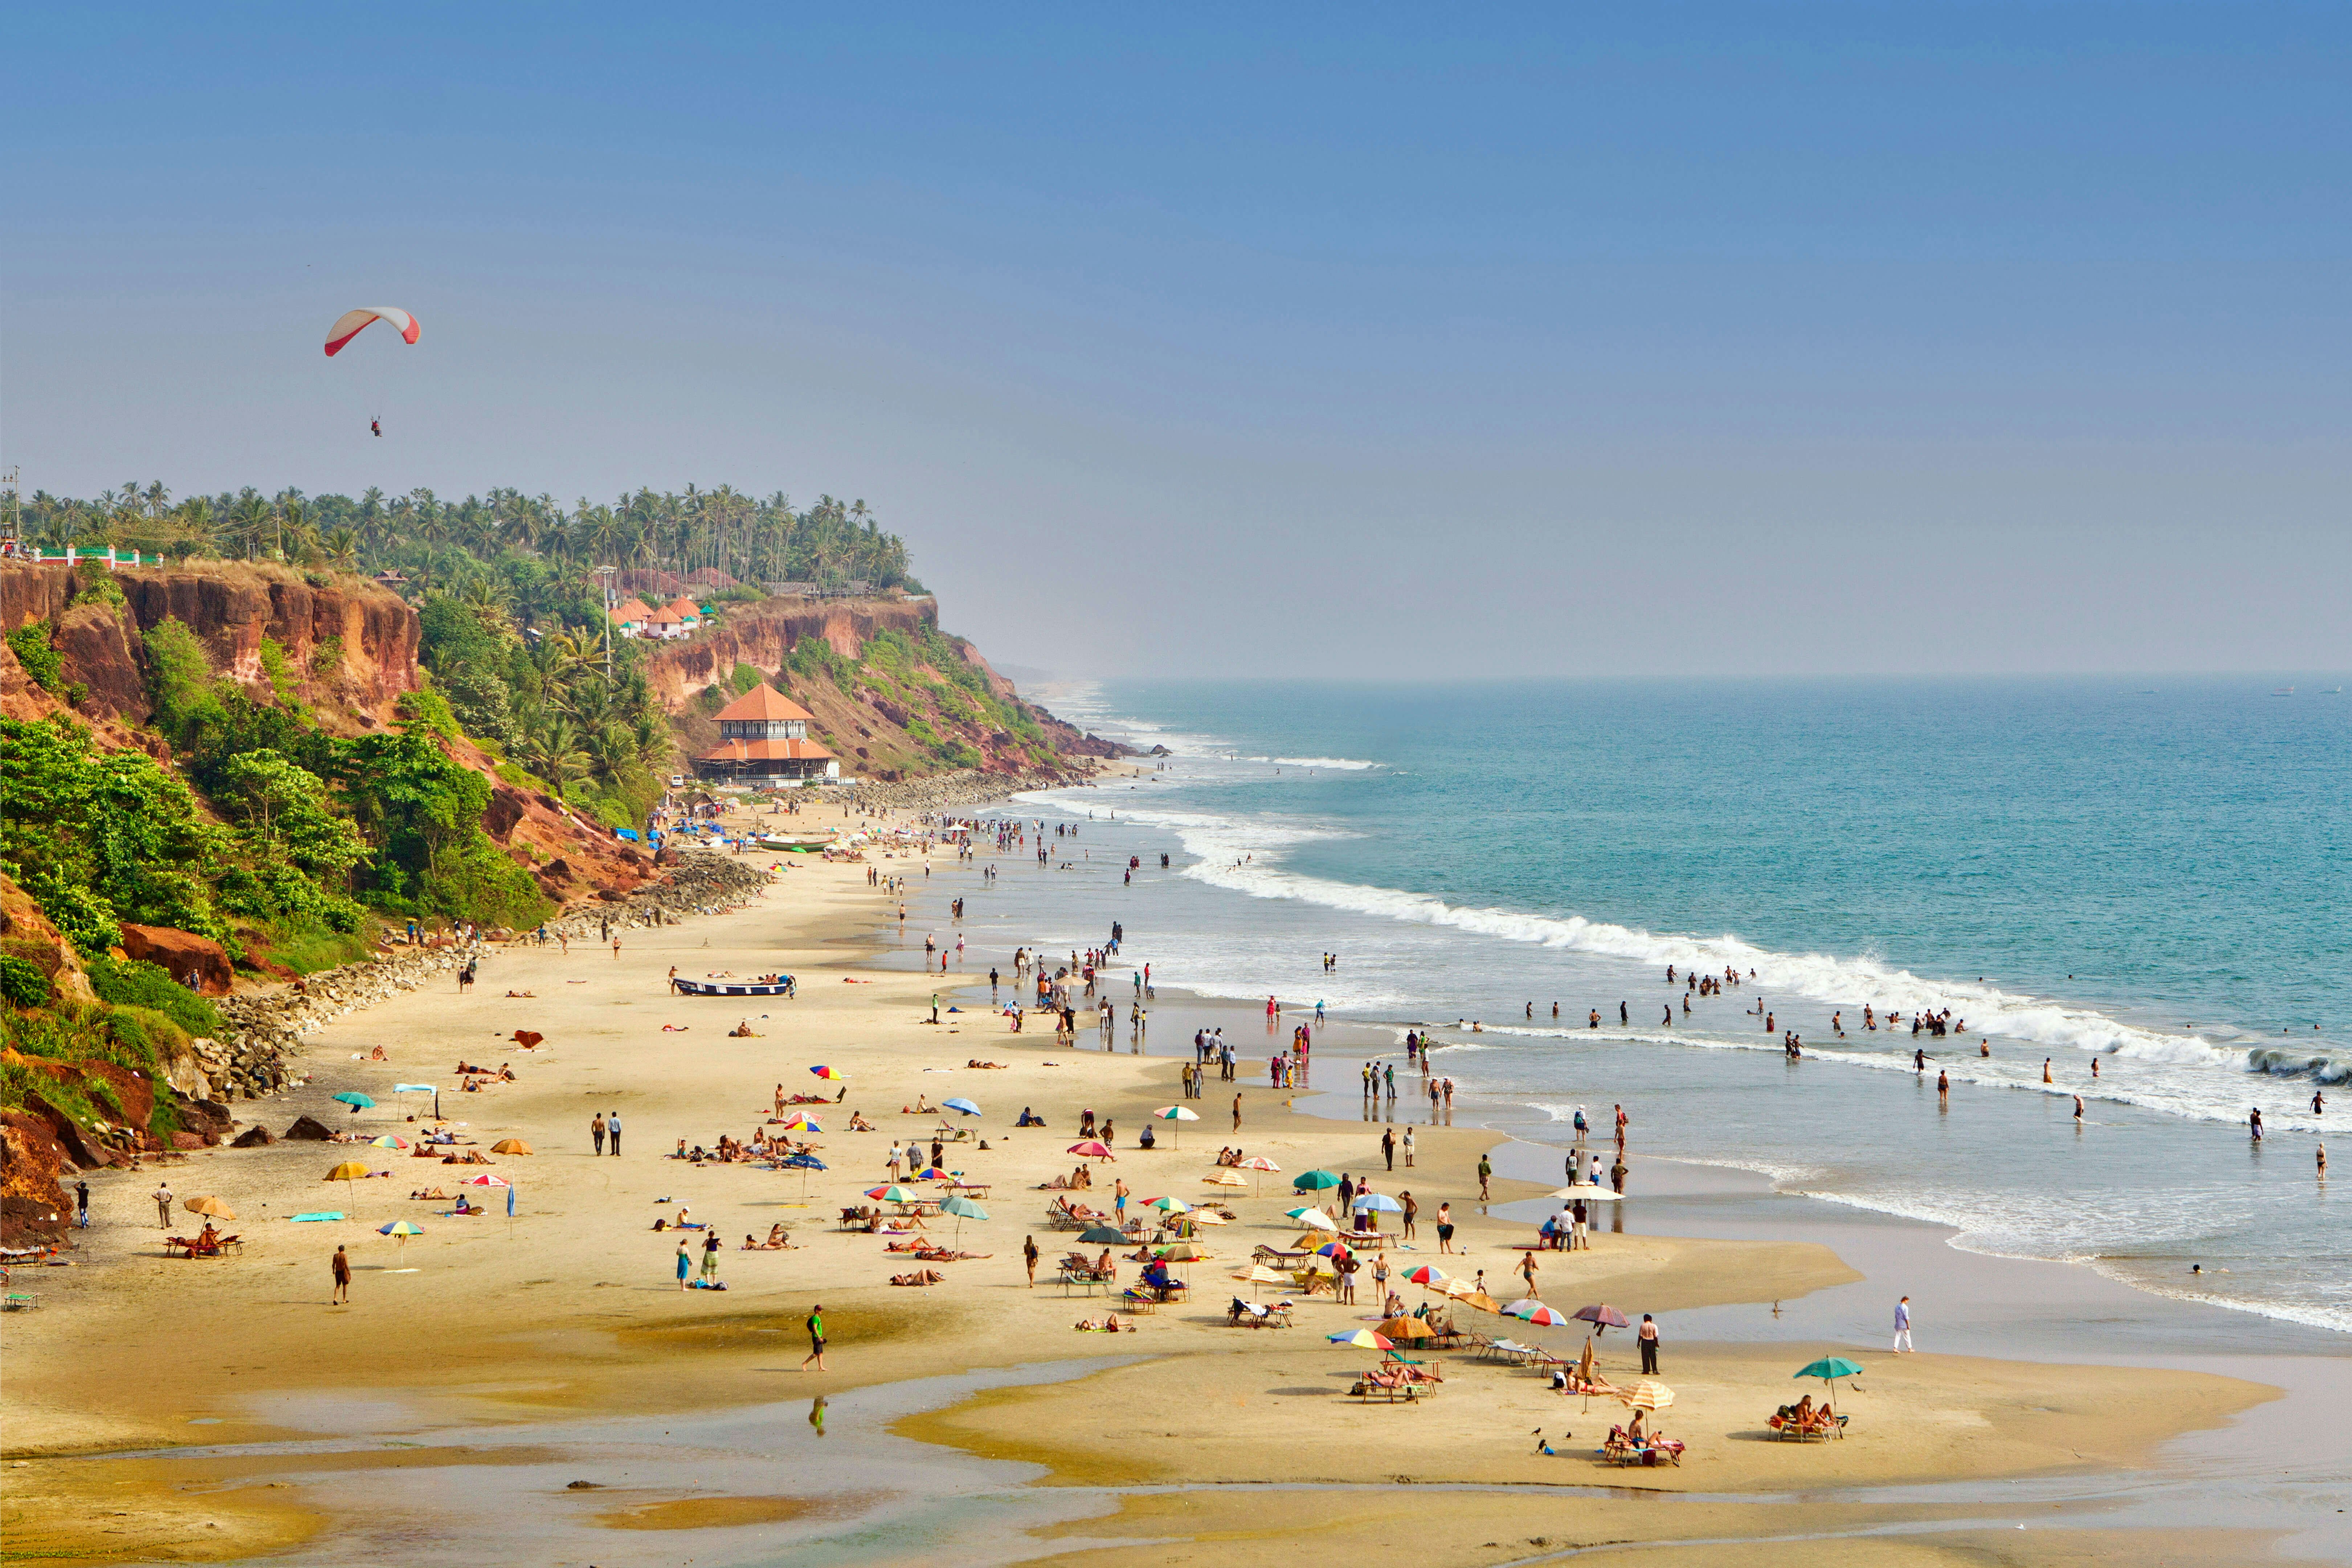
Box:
324;307;419;356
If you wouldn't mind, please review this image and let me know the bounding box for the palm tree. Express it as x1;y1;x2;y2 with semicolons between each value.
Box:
323;527;360;571
521;717;591;791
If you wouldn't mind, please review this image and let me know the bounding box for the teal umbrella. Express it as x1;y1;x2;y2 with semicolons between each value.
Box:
1793;1357;1865;1398
940;1194;988;1239
1293;1170;1340;1191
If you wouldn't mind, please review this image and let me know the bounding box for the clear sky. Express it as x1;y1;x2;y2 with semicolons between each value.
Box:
8;5;2348;679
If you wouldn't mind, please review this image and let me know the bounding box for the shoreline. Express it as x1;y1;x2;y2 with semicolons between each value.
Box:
1;801;2337;1565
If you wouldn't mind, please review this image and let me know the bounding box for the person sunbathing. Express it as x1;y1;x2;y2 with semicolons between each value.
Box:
367;1045;388;1060
889;1269;945;1286
409;1187;449;1200
503;990;535;998
847;1113;876;1131
966;1059;1008;1069
729;1021;759;1037
906;1096;936;1114
1073;1314;1135;1332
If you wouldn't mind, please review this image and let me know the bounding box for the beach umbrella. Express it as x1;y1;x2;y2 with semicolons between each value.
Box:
324;1160;370;1195
1238;1156;1281;1171
377;1220;423;1250
940;1195;988;1238
1157;1241;1209;1261
461;1172;510;1185
1401;1264;1448;1287
780;1151;826;1196
1626;1380;1675;1411
1328;1329;1395;1349
1151;1104;1198;1146
911;1167;952;1181
369;1135;410;1150
1201;1169;1247;1188
332;1092;375;1114
491;1139;533;1155
809;1066;844;1080
1506;1299;1570;1325
866;1184;923;1206
1376;1315;1434;1341
1571;1303;1630;1334
1313;1240;1353;1259
1286;1206;1337;1230
1351;1192;1404;1219
1794;1357;1866;1399
1293;1170;1341;1192
1148;1195;1192;1213
1068;1140;1115;1161
182;1195;234;1220
779;1112;822;1132
943;1097;982;1118
1459;1291;1504;1314
1077;1224;1129;1245
1245;1262;1288;1297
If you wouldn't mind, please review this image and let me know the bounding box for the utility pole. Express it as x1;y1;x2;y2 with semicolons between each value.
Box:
595;564;618;681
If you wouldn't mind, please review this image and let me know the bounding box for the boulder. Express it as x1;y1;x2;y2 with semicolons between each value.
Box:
281;1114;336;1141
230;1124;275;1148
117;924;233;996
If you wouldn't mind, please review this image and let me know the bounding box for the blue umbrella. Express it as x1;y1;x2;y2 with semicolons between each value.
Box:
943;1097;982;1117
781;1151;826;1196
1351;1192;1404;1213
940;1194;989;1237
332;1092;375;1112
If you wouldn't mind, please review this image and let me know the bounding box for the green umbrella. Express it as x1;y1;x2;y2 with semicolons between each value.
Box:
939;1194;988;1238
1077;1224;1128;1245
1793;1357;1865;1399
1293;1169;1341;1191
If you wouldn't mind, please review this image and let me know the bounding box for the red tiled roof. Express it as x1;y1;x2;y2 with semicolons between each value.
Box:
608;598;655;622
710;683;815;723
699;737;835;761
663;596;702;618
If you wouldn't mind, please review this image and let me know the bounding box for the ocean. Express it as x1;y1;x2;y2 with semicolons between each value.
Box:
957;677;2347;1334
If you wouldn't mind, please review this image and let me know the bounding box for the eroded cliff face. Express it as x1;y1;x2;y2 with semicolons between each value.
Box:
0;561;419;730
642;594;947;704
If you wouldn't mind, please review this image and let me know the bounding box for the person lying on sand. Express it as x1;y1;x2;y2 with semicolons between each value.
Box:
409;1187;449;1200
966;1059;1009;1069
503;990;535;998
890;1269;946;1286
1074;1314;1134;1332
662;1024;690;1032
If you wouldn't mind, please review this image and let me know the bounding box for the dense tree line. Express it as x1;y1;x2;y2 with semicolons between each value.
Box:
13;481;921;596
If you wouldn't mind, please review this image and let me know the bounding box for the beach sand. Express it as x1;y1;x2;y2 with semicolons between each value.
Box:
0;806;2287;1565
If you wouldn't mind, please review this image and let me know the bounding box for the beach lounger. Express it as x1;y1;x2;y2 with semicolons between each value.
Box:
1348;1367;1424;1402
1055;1270;1108;1297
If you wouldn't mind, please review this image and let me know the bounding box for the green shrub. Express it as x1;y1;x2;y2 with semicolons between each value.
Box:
397;681;462;740
729;662;762;694
7;623;64;693
310;635;346;678
0;955;50;1008
70;571;126;609
85;956;221;1037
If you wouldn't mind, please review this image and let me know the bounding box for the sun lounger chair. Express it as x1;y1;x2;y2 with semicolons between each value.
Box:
1348;1367;1424;1401
1116;1287;1161;1314
1225;1298;1293;1328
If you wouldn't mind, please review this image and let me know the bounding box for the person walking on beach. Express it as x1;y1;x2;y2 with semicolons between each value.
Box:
1518;1250;1540;1298
1936;1070;1949;1105
801;1304;828;1371
1024;1235;1040;1287
1436;1201;1455;1253
1478;1154;1491;1207
1402;1127;1415;1168
1381;1126;1396;1171
1233;1093;1242;1132
701;1231;721;1284
676;1239;692;1291
2250;1107;2265;1142
1638;1314;1661;1374
75;1179;90;1229
591;1112;606;1155
1113;1178;1129;1221
153;1182;173;1229
1615;1104;1628;1149
331;1244;351;1305
1893;1295;1914;1352
1401;1191;1418;1239
1610;1155;1628;1194
607;1111;622;1155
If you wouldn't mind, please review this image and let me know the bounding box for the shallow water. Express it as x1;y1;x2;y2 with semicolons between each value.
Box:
908;676;2348;1332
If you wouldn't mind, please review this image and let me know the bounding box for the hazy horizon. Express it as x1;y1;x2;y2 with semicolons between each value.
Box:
8;7;2348;680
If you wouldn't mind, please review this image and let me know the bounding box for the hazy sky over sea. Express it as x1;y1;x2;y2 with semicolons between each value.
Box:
8;6;2349;680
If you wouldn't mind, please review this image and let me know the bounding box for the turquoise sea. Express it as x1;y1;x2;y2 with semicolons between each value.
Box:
980;677;2348;1332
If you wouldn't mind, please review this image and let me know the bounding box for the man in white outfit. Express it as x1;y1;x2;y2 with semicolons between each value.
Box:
1893;1294;1914;1352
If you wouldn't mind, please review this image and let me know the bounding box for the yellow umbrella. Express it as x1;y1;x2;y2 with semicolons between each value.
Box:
1627;1380;1676;1411
491;1139;534;1155
1376;1315;1435;1341
1201;1170;1248;1188
182;1195;235;1220
325;1160;369;1197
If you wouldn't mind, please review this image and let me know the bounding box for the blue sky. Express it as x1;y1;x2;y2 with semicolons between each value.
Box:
8;5;2349;677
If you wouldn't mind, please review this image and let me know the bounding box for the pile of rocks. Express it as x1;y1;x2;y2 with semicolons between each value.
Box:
550;852;773;931
812;766;1092;814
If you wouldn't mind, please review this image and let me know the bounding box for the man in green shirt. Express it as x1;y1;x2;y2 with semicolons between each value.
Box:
1478;1154;1493;1209
800;1304;828;1371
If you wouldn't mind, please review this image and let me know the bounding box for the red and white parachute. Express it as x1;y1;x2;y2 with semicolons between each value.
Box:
323;307;420;357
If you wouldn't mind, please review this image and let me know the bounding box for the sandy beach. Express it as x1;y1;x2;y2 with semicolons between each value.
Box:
0;808;2301;1565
